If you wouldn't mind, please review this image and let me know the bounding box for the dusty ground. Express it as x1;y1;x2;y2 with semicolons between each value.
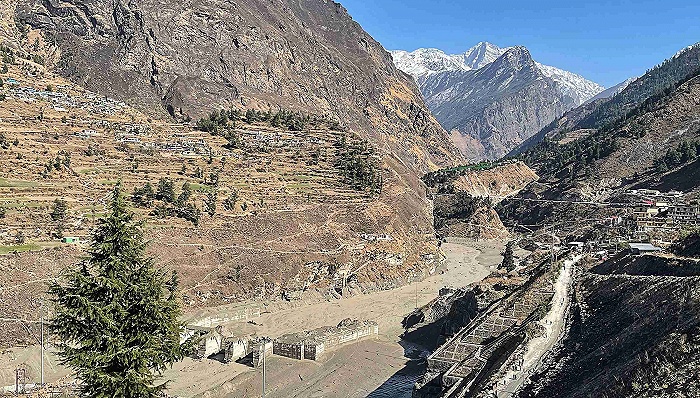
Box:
0;239;504;397
163;239;503;398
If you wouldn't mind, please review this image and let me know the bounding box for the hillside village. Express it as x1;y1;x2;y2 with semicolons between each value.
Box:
0;55;443;344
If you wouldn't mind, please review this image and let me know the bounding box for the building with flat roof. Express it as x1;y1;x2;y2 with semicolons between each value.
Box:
629;243;662;255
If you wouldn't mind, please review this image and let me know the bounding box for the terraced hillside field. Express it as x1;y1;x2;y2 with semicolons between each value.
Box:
0;63;440;348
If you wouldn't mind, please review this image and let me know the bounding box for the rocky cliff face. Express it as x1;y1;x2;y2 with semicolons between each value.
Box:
420;47;577;160
15;0;459;171
392;43;603;160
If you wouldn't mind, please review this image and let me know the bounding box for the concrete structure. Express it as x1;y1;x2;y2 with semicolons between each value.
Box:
182;325;252;363
181;318;375;367
422;270;556;395
567;242;584;252
222;337;250;363
181;325;224;359
272;339;306;360
272;319;377;361
251;338;273;368
669;203;700;226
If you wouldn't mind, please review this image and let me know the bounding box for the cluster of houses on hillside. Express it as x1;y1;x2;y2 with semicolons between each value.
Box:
7;83;127;115
145;136;211;156
112;129;213;157
550;189;699;259
627;189;699;239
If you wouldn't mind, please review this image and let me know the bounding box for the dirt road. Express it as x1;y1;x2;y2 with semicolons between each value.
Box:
496;255;582;397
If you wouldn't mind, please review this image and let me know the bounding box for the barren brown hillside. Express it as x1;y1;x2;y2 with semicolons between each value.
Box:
0;61;444;346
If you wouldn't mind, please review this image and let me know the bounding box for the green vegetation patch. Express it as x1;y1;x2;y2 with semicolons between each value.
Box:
0;178;39;188
0;243;42;255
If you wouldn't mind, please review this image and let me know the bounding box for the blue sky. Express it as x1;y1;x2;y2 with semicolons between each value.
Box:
340;0;700;88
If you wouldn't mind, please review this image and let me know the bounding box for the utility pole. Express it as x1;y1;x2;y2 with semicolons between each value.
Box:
40;302;44;387
262;342;266;398
415;281;418;310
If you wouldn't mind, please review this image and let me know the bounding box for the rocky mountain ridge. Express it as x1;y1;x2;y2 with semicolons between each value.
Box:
391;42;603;160
15;0;461;172
584;76;638;104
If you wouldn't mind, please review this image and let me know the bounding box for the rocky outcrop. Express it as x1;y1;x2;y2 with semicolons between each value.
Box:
15;0;460;171
403;286;480;351
420;47;576;160
452;161;538;198
424;161;537;240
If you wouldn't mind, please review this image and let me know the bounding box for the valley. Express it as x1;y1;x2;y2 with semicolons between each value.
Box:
1;238;504;397
1;0;700;397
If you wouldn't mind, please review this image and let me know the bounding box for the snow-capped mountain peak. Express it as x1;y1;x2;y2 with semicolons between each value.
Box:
391;41;604;105
535;62;605;105
390;48;470;78
463;41;509;69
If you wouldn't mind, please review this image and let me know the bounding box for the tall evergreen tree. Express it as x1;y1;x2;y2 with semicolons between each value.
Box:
205;190;217;216
156;177;176;203
51;198;68;236
49;184;187;397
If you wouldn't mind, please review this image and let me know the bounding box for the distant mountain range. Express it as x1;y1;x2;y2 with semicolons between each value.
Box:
584;76;638;104
391;42;605;160
512;42;700;157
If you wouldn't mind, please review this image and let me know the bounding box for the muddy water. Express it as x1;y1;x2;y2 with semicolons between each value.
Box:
367;239;505;398
367;370;421;398
367;341;430;398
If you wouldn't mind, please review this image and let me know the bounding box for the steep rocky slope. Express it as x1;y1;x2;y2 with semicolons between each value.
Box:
15;0;459;171
0;0;463;348
501;43;700;234
513;43;700;156
424;161;537;240
450;161;538;198
499;72;700;236
519;71;700;199
392;42;603;160
519;255;700;398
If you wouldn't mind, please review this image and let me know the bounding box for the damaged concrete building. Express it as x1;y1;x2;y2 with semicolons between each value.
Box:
272;318;379;361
